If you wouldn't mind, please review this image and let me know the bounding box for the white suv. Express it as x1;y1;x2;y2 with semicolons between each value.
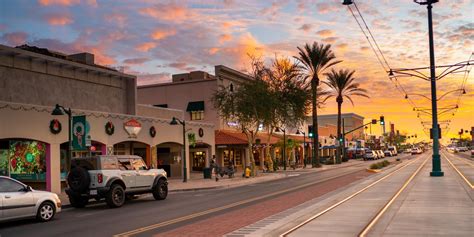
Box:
66;155;168;208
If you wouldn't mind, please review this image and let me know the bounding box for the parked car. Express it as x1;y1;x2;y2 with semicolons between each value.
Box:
411;148;422;155
446;147;457;153
384;150;393;157
388;146;398;156
457;147;468;152
376;150;385;158
364;150;377;160
0;176;61;222
471;149;474;158
404;148;412;154
66;155;168;208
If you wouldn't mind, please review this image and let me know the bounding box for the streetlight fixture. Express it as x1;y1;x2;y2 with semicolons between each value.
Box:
51;104;72;169
275;127;286;170
170;117;187;182
296;129;306;168
414;0;443;176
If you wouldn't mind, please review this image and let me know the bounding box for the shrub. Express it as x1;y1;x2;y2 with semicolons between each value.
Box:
370;160;391;169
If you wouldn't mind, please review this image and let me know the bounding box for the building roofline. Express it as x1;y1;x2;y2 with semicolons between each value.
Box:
308;113;365;120
0;44;135;79
137;78;217;89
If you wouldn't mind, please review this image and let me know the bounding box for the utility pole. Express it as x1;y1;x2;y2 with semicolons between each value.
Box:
414;0;443;176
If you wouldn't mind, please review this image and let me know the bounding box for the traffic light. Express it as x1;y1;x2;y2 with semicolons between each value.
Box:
380;116;385;125
308;125;314;138
371;119;377;124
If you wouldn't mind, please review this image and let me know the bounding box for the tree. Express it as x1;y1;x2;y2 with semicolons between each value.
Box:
295;42;341;167
323;68;369;163
212;76;273;174
264;57;311;170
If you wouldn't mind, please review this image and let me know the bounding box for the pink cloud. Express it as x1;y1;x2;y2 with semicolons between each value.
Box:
316;2;339;14
137;72;171;86
299;24;312;32
123;58;150;65
208;47;220;55
136;42;157;52
140;3;196;22
219;34;232;44
44;13;73;25
151;28;176;40
105;13;127;28
1;32;28;45
316;29;334;37
38;0;80;6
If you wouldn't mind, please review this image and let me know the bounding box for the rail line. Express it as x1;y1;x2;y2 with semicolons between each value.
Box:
442;152;474;189
280;154;429;237
114;158;393;237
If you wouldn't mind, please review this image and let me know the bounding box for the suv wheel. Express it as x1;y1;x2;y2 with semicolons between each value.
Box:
106;184;125;208
36;202;56;222
153;179;168;200
69;195;89;208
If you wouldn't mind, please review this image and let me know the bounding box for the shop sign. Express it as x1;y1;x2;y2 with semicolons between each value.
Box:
124;119;142;138
72;115;87;150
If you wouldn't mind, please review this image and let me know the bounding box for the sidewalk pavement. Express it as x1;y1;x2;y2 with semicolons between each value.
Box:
227;153;473;236
58;159;363;209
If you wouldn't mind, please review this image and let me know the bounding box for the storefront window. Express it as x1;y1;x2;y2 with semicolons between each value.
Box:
8;140;47;181
190;111;204;120
191;151;206;171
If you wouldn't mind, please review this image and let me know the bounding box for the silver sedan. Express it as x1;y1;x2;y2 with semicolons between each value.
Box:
0;176;61;222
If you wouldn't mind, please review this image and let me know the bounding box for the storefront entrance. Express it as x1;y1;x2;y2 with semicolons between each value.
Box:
113;141;150;165
156;142;183;178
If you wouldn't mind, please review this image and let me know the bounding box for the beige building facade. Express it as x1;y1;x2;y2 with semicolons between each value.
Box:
0;44;214;194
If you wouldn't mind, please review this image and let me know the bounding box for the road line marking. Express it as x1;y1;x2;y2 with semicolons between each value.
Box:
358;155;429;237
279;155;423;237
114;165;369;237
443;153;474;189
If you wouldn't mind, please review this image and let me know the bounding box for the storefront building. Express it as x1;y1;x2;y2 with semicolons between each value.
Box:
0;44;214;194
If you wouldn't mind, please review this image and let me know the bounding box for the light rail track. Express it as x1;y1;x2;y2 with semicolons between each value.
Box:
280;154;429;237
114;158;393;237
442;152;473;189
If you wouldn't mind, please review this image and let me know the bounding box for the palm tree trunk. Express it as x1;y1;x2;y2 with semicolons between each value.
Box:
312;77;320;167
336;96;342;164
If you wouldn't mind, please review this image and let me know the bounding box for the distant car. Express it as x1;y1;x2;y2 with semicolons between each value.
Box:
404;149;412;154
388;146;398;156
376;150;385;158
457;147;468;152
446;147;457;153
384;150;393;157
0;176;61;222
471;149;474;158
364;150;377;160
411;148;422;155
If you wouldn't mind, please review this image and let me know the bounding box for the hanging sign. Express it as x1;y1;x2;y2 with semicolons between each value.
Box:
72;115;87;150
124;119;142;138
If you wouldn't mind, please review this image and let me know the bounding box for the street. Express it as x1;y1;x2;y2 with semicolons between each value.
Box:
0;156;411;237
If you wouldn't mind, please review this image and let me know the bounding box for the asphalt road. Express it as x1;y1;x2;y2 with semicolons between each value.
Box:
0;154;413;237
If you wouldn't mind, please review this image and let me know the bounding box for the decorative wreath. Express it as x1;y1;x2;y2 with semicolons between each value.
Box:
49;119;62;134
105;121;115;135
150;126;156;138
198;128;204;137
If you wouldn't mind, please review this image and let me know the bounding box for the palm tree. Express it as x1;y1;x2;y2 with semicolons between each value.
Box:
295;42;341;167
323;68;369;163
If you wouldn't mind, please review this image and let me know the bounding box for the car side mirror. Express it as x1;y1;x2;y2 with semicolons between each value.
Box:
24;186;32;192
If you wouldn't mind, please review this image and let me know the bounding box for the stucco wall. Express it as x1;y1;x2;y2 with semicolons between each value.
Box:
0;46;137;115
137;79;220;128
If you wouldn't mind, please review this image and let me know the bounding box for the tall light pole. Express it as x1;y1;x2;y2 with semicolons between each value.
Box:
414;0;443;176
51;104;72;169
170;117;187;182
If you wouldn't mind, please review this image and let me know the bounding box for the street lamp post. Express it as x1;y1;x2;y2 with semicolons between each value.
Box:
51;104;72;169
275;127;286;170
170;117;187;182
414;0;443;176
296;129;306;168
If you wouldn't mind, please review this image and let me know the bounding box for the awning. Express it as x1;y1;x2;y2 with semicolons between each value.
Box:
186;101;204;112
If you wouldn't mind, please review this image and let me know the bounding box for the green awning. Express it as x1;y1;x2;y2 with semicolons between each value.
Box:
186;101;205;112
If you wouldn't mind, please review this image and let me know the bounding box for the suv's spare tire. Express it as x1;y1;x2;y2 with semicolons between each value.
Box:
67;166;90;192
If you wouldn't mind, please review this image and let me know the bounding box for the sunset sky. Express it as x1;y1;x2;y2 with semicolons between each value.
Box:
1;0;472;143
